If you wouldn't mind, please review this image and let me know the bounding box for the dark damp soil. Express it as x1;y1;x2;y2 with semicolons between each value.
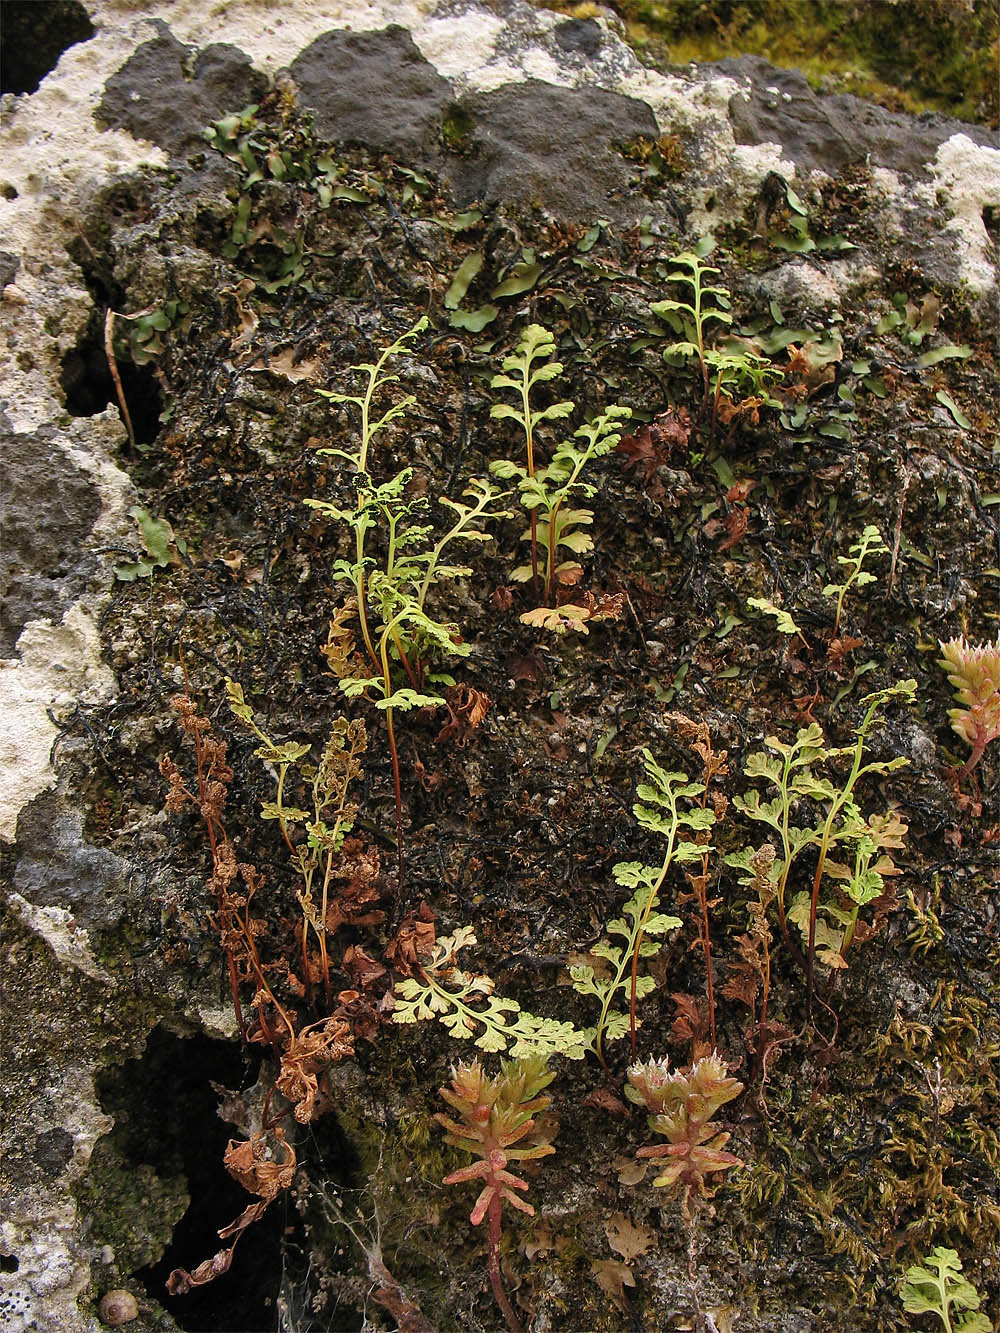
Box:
65;83;999;1333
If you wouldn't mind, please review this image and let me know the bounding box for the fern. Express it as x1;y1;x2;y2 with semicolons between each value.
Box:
393;928;589;1059
571;749;709;1067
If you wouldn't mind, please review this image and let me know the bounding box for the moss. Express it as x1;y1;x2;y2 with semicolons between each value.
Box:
441;103;475;154
75;1138;189;1274
543;0;999;126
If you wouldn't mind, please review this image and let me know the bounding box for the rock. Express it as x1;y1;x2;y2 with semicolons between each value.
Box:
1;4;997;1331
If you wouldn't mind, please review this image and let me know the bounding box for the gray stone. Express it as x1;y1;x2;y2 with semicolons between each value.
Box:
96;21;267;158
0;426;102;653
717;53;999;177
13;794;128;931
445;80;660;221
287;25;452;163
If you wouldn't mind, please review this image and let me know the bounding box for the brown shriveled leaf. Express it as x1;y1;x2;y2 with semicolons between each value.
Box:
581;1085;629;1116
614;1154;649;1187
275;1016;354;1122
321;601;363;681
605;1212;656;1262
260;346;322;383
506;649;544;682
718;504;749;552
165;1200;269;1294
579;590;625;623
342;944;387;991
435;684;491;747
616;409;691;481
590;1258;636;1312
385;902;437;976
223;1130;295;1201
669;992;711;1053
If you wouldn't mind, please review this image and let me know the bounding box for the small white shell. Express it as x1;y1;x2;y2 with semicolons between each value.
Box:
97;1289;139;1326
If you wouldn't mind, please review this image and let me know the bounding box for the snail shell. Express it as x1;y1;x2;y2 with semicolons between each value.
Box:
98;1289;139;1326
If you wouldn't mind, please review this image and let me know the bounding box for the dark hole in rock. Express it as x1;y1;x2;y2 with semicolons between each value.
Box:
60;317;163;447
95;1026;282;1333
0;1254;18;1273
0;0;94;95
983;204;999;248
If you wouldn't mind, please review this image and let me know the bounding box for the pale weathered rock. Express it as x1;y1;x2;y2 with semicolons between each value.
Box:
1;4;996;1331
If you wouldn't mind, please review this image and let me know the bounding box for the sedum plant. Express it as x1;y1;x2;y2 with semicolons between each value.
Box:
900;1246;991;1333
437;1055;557;1333
626;1054;743;1220
937;635;1000;776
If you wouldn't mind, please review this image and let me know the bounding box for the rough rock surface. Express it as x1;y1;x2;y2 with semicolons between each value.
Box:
1;4;998;1333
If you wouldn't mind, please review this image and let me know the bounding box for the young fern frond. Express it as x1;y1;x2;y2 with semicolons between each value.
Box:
730;680;916;1012
572;749;711;1066
489;322;575;593
308;324;508;889
393;928;589;1059
225;680;367;1005
315;316;429;474
899;1246;991;1333
570;865;681;1069
652;251;733;403
494;405;631;608
823;523;888;637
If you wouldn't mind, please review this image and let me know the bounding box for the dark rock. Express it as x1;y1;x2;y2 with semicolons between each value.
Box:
14;795;128;931
32;1128;75;1175
0;250;20;288
96;21;267;158
717;54;999;178
444;81;660;221
554;18;603;58
287;26;452;163
0;426;102;651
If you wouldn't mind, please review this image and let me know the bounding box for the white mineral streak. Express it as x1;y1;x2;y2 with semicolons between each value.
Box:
90;0;433;72
1;1067;113;1333
6;894;112;983
929;134;1000;296
413;12;506;86
0;605;117;841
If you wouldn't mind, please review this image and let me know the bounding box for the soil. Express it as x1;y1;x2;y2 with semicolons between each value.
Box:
52;71;1000;1333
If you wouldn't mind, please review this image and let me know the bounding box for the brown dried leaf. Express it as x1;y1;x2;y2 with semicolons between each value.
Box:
223;1131;295;1201
165;1200;269;1294
342;944;387;991
605;1212;656;1262
614;1154;649;1187
591;1258;636;1311
385;902;437;976
435;684;491;747
581;1085;629;1116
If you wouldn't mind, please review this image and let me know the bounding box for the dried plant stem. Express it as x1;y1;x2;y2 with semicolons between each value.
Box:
488;1196;523;1333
